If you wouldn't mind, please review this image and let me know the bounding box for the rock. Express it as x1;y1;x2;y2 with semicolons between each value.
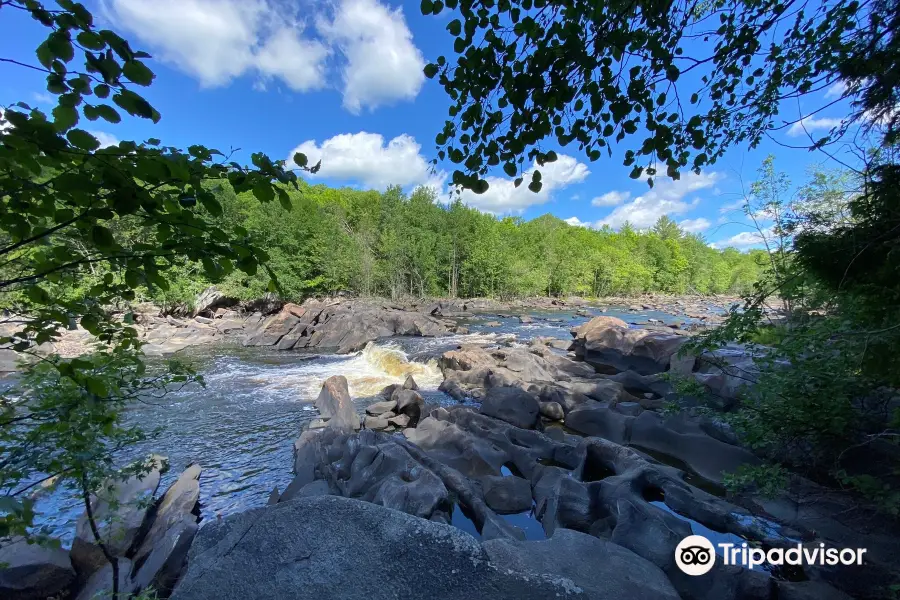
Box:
483;528;680;600
571;316;687;375
170;496;592;600
363;414;390;430
132;464;201;568
244;299;449;353
480;387;540;429
403;375;419;390
307;418;327;430
392;388;424;427
71;455;165;576
484;320;502;327
481;475;533;513
388;413;410;428
0;538;75;600
538;401;565;421
366;400;397;416
314;376;360;431
193;315;213;325
75;558;133;600
192;286;233;317
130;516;197;596
518;315;534;324
267;487;280;505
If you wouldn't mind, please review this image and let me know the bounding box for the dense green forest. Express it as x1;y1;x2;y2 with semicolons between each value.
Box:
133;182;765;309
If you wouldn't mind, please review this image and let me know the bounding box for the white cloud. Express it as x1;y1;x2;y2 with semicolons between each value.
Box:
0;108;10;132
456;155;590;214
591;191;629;207
824;81;847;99
32;92;54;105
286;131;438;190
89;131;120;148
318;0;425;113
787;116;843;137
679;217;711;233
565;216;590;227
597;170;721;229
710;228;772;249
718;199;745;213
105;0;425;109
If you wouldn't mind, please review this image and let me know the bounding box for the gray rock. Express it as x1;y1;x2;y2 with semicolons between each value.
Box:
71;455;165;576
0;538;75;600
483;528;680;600
132;464;201;567
363;415;390;430
388;413;411;428
480;387;540;429
365;399;397;416
403;375;419;390
75;557;133;600
193;315;213;325
538;401;565;421
170;496;588;600
314;376;360;431
518;315;534;324
481;475;533;514
130;516;197;596
392;388;424;426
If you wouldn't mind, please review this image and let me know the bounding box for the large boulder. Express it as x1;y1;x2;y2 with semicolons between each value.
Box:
480;387;540;430
244;299;449;353
314;376;360;431
169;496;592;600
391;388;424;426
0;538;75;600
571;316;687;375
74;558;133;600
480;475;533;514
71;455;165;576
483;528;680;600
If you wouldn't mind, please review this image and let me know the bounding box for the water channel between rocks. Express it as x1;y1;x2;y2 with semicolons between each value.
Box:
28;304;703;544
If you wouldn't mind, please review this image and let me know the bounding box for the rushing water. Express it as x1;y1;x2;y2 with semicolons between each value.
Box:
28;304;693;544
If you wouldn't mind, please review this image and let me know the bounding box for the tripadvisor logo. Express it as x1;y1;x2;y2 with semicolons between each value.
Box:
675;535;867;576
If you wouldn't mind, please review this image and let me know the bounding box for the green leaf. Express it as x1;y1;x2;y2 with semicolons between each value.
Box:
112;90;158;122
252;182;275;203
52;104;78;131
91;225;116;248
292;152;308;167
123;60;154;86
423;63;439;79
76;30;105;51
66;128;100;151
420;0;433;14
527;180;542;193
447;19;462;36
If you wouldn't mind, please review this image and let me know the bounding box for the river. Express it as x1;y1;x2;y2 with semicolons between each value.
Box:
30;304;693;544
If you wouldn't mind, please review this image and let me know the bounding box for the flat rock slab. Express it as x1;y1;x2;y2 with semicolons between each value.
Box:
170;496;591;600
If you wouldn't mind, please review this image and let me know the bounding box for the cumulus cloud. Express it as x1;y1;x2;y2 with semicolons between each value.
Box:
591;191;629;207
710;228;772;249
318;0;425;113
824;81;847;99
787;116;844;137
105;0;424;110
678;217;711;233
456;155;590;214
596;170;721;229
89;131;120;148
286;131;439;190
564;216;590;227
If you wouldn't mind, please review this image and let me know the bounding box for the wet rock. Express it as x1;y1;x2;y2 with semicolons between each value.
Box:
483;528;680;600
484;320;502;327
481;387;540;429
365;399;396;416
170;496;591;600
314;376;360;431
481;475;533;514
71;455;165;576
0;538;75;600
518;315;534;324
267;487;280;505
539;401;565;421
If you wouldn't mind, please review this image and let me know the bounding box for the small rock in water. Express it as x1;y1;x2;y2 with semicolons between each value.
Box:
365;399;397;416
484;321;502;327
403;375;419;391
388;414;411;428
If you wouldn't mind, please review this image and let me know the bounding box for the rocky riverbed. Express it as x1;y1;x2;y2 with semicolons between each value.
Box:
5;295;894;600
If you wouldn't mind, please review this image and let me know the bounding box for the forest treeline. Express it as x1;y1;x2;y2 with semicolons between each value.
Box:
143;182;764;309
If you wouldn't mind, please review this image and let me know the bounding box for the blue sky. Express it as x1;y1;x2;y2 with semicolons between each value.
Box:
0;0;863;249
